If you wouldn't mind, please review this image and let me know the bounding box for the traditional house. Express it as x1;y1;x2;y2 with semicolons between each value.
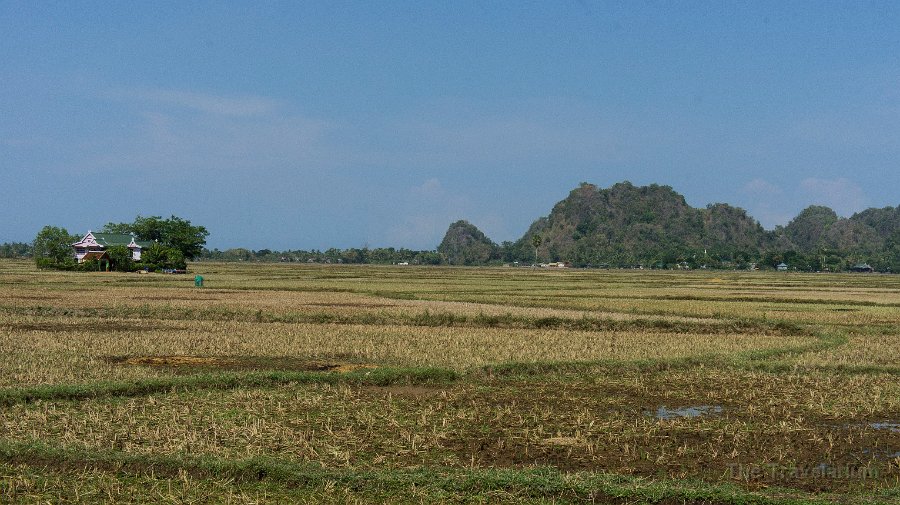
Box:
850;263;874;273
776;262;789;271
72;231;152;263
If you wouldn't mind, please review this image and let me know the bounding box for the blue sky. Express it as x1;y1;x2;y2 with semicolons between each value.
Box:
2;1;899;250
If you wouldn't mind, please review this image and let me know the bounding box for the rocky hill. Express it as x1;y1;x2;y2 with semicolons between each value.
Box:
512;182;766;266
437;220;499;265
440;181;900;271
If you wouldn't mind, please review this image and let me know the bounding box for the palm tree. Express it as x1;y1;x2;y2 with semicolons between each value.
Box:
531;234;542;264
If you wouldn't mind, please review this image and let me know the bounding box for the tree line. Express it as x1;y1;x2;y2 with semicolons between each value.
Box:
199;247;443;265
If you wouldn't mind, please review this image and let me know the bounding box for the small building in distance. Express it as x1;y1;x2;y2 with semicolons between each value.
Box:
850;263;874;273
776;262;789;271
72;231;152;263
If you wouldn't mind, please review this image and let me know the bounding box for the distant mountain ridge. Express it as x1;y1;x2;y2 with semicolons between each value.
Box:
440;181;900;271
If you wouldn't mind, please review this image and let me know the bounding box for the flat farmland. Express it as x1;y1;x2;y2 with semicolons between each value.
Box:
0;260;898;504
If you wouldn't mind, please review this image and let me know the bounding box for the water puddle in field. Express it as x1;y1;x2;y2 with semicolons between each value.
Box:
860;448;900;460
649;405;723;420
869;422;900;433
842;421;900;463
840;420;900;433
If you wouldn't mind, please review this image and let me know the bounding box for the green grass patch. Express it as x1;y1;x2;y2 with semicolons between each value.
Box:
0;366;459;407
0;440;874;504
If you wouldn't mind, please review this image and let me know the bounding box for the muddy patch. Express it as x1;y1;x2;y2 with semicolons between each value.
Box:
105;355;377;374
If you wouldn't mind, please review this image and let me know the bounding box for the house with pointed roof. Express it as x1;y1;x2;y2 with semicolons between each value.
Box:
72;231;153;263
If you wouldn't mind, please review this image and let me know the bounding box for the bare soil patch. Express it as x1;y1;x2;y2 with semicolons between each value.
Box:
105;355;377;374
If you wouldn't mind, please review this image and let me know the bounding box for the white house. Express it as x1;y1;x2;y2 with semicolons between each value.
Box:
72;231;152;263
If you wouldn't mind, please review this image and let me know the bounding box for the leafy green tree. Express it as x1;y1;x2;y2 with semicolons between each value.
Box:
500;241;517;263
103;215;209;260
142;242;186;270
0;242;32;258
105;245;134;272
231;248;254;261
414;251;443;265
33;226;76;269
341;248;368;264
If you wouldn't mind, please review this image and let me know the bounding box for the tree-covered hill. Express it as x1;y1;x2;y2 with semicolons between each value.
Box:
444;181;899;271
508;182;767;268
438;220;500;266
781;205;840;251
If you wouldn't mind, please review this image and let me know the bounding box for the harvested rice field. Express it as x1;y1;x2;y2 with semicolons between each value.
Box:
0;259;898;504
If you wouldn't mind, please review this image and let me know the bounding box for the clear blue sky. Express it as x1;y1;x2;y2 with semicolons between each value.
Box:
2;1;898;250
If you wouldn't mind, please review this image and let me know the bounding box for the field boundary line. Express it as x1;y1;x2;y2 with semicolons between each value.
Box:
0;303;810;336
481;327;900;377
0;367;458;407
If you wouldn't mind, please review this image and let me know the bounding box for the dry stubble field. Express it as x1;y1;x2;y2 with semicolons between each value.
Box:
0;259;898;504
